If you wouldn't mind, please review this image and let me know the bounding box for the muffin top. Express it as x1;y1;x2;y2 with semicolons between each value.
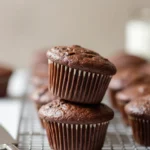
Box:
109;67;144;90
47;45;116;75
0;64;13;77
39;99;114;124
116;83;150;103
125;95;150;119
31;86;58;104
109;52;147;70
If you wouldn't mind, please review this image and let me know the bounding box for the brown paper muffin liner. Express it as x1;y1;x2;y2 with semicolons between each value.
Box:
44;121;109;150
129;117;150;146
48;61;112;104
35;104;45;128
117;101;129;125
108;89;119;109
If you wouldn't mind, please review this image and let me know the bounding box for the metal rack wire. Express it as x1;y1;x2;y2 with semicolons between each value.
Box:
18;99;150;150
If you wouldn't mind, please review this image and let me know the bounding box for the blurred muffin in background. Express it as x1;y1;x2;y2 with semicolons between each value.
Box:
31;85;58;127
31;63;48;87
140;63;150;75
0;64;13;97
108;67;146;109
31;49;48;68
31;49;48;87
108;52;147;109
116;82;150;125
109;51;147;71
125;95;150;146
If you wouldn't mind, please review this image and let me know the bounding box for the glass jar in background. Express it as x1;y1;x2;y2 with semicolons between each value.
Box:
125;8;150;60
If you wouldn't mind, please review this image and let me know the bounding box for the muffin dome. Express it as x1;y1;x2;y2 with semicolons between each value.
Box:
47;45;116;75
39;99;114;124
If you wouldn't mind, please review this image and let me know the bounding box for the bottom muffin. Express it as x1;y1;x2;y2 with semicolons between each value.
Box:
39;99;114;150
31;85;58;128
125;95;150;146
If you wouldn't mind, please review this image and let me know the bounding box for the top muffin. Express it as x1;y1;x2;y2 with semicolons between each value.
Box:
47;45;116;75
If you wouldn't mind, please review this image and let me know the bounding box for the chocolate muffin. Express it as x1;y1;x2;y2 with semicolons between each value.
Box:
31;85;58;127
0;64;12;97
47;45;116;104
39;99;114;150
109;52;147;71
108;67;145;109
125;95;150;146
116;83;150;125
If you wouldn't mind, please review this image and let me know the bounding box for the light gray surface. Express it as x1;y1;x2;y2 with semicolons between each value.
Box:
0;100;21;141
0;125;19;150
0;125;16;145
18;100;150;150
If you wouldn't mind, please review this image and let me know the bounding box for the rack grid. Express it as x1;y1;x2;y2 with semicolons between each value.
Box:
18;99;150;150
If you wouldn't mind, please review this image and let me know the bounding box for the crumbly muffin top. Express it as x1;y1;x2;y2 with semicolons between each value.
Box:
116;83;150;103
109;52;147;70
125;95;150;120
47;45;116;75
39;99;114;124
31;86;58;104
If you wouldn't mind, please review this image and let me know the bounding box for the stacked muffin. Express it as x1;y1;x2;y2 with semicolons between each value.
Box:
38;45;117;150
108;51;150;146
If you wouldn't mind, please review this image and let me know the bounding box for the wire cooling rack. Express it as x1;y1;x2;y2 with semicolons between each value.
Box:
18;99;150;150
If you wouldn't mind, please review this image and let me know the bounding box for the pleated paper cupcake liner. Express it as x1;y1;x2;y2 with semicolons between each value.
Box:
117;102;129;125
44;121;109;150
48;62;112;104
129;117;150;146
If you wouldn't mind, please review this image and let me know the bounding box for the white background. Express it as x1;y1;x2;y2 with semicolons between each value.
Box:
0;0;150;68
